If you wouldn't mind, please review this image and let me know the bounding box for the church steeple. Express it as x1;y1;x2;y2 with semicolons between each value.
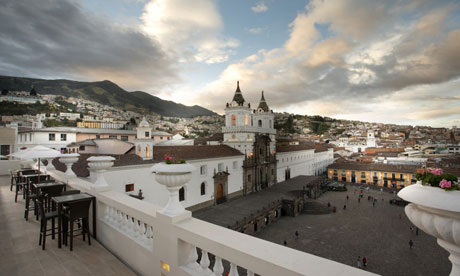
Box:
231;81;246;106
257;91;269;112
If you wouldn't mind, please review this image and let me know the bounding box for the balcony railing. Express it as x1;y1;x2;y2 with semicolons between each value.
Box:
43;165;377;276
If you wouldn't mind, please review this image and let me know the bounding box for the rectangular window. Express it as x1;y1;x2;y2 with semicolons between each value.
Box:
0;145;10;160
233;161;238;170
61;134;67;141
24;134;27;142
248;174;252;182
125;184;134;192
160;136;163;140
29;133;32;141
109;135;117;139
361;172;366;178
341;171;346;176
121;136;128;141
96;135;100;139
218;163;224;172
384;172;388;178
392;173;396;179
79;146;85;151
400;173;404;180
334;170;338;175
49;133;55;141
200;165;207;175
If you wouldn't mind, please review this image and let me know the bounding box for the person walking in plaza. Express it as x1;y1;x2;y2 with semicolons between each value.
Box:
357;256;361;268
295;231;299;240
410;226;414;234
343;204;346;210
283;240;287;246
362;256;367;267
346;195;349;201
409;239;414;249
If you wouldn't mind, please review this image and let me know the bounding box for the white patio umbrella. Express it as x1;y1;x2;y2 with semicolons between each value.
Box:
14;146;61;182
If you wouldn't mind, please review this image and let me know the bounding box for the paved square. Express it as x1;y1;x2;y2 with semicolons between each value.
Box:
254;185;451;276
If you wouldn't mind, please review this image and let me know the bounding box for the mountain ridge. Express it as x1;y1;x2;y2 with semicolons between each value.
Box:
0;75;216;117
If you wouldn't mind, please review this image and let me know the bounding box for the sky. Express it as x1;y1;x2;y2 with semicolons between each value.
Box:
1;0;460;127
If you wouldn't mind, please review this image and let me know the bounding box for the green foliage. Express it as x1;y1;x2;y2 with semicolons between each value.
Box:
0;101;61;115
44;119;76;127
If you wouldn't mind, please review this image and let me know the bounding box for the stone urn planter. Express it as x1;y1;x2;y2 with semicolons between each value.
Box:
59;153;80;177
151;162;195;216
398;181;460;276
87;156;115;190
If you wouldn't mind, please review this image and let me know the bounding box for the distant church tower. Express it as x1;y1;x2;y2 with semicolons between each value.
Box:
222;82;277;194
222;81;255;155
134;117;154;160
367;130;376;147
253;91;276;153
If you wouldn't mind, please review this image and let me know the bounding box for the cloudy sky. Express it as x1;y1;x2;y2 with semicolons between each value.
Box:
1;0;460;127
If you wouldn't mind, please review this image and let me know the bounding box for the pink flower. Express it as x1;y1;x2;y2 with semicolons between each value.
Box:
428;168;443;175
164;156;172;161
440;179;452;188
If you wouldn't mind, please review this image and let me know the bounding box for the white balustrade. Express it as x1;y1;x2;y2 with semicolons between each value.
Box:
100;203;154;251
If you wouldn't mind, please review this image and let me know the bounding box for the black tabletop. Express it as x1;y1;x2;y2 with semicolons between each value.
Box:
34;182;66;189
52;193;94;204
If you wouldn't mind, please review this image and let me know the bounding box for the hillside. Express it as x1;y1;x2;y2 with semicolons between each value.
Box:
0;75;216;117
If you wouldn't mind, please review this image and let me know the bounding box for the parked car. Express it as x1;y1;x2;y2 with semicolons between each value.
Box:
389;197;408;206
327;182;347;191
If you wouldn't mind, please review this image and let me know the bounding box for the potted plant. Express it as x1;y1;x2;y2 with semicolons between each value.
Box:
398;168;460;276
151;155;195;216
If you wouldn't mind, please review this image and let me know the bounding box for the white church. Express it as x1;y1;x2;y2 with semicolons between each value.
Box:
90;82;334;211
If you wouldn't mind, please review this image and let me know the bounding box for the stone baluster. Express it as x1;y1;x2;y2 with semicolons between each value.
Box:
139;223;148;245
228;263;239;276
121;214;128;233
199;250;212;275
145;225;154;247
103;205;110;222
108;207;116;225
124;216;133;236
185;246;200;270
212;256;224;276
131;218;139;239
117;211;123;229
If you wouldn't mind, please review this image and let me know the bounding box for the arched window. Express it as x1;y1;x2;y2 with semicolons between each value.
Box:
145;146;150;158
245;114;249;125
231;114;236;126
137;145;141;157
200;182;206;195
258;120;262;127
179;187;185;201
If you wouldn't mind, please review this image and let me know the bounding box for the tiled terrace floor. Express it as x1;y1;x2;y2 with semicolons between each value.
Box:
0;176;137;276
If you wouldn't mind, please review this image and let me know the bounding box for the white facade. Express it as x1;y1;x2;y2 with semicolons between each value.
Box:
277;148;334;182
134;118;154;160
103;155;244;209
16;129;77;151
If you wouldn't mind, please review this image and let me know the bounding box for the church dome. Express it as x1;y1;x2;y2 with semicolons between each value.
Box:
138;117;150;127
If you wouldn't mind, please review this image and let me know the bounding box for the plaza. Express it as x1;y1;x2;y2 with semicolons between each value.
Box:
254;185;451;276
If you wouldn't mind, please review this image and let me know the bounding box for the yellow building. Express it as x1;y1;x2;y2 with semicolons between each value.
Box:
327;163;419;189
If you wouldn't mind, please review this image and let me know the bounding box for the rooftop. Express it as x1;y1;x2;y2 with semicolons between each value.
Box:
0;176;135;276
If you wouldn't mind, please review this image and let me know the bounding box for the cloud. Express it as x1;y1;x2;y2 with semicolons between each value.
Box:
186;0;460;127
251;2;268;13
141;0;239;64
0;0;177;91
248;27;263;34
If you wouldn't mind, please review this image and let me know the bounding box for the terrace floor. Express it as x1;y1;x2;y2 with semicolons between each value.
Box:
0;176;137;276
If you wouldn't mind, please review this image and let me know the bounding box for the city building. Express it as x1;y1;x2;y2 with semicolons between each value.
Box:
327;163;419;188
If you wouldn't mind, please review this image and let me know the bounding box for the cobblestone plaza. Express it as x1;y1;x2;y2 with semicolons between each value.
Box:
255;185;451;276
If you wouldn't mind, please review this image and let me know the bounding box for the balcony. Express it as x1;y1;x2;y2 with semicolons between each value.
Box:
1;163;376;276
